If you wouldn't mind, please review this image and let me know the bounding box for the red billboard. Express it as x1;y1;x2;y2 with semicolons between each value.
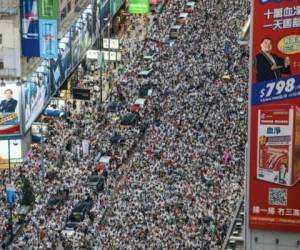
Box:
249;0;300;232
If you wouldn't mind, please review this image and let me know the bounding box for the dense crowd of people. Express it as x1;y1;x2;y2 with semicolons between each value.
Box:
95;0;249;249
0;0;249;249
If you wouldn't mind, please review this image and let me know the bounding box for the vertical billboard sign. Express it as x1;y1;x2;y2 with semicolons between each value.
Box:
21;0;40;57
0;84;21;136
38;0;58;19
24;63;51;131
38;0;58;59
249;0;300;232
59;35;72;81
39;20;58;58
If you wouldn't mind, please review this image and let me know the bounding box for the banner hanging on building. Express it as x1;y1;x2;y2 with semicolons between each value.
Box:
24;63;51;131
128;0;150;14
249;0;300;232
38;0;58;59
21;0;40;57
39;19;58;58
20;0;58;58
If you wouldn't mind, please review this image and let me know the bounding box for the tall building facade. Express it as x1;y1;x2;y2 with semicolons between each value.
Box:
0;0;125;161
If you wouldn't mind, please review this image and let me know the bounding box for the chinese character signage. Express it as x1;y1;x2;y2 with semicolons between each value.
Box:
103;38;120;49
39;0;58;19
38;0;58;59
249;0;300;232
0;140;22;165
128;0;150;14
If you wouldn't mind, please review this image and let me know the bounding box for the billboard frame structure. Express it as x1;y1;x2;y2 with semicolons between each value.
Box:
246;0;300;249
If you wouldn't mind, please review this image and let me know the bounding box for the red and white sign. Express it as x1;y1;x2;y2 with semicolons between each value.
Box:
249;0;300;232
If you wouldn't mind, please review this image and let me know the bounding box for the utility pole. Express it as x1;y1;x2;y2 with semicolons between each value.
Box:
7;139;13;242
40;126;45;179
99;2;103;103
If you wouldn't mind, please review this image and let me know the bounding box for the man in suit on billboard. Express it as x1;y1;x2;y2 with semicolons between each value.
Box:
254;37;291;82
0;89;18;113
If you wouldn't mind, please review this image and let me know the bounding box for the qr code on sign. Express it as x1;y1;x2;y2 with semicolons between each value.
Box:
269;188;287;206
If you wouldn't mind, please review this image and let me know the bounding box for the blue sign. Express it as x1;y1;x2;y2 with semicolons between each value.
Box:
21;0;40;57
39;19;58;59
6;186;16;204
252;76;300;105
259;0;291;4
43;108;65;117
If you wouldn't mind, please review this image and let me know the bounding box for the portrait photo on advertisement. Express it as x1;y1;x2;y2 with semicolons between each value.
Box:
256;105;300;187
254;37;291;82
0;85;21;135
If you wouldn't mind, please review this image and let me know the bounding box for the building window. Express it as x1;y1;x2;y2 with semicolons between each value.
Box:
67;1;72;12
0;60;4;69
0;34;2;45
61;7;67;21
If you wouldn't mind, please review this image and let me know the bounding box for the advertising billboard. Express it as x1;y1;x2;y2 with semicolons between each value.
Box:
21;0;40;57
49;55;63;93
128;0;150;14
72;32;84;67
0;84;22;136
24;64;51;131
21;0;58;58
0;139;22;163
39;19;58;59
59;35;72;79
72;9;94;67
249;0;300;232
38;0;58;59
38;0;58;19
